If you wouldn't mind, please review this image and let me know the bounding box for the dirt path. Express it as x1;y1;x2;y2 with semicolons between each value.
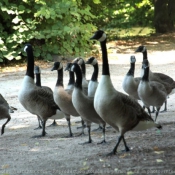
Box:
1;35;175;175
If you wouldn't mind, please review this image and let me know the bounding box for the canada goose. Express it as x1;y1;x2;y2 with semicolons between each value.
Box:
138;59;167;121
34;65;59;128
85;57;99;97
90;30;162;155
18;44;65;137
66;62;106;144
0;94;11;135
135;45;175;112
51;62;84;137
72;57;89;95
122;55;141;101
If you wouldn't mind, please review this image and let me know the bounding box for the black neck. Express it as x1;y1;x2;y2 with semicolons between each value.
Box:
100;39;110;76
35;74;41;87
68;71;75;86
142;67;149;81
81;62;86;77
142;50;148;60
127;62;135;76
26;47;34;79
74;66;82;89
56;68;64;87
91;63;98;81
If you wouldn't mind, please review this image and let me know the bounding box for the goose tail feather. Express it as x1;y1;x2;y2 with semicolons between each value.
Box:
132;121;162;131
50;110;65;120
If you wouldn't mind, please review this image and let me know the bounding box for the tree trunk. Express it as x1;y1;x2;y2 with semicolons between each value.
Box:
154;0;175;33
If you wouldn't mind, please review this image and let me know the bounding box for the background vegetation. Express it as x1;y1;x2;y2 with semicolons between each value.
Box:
0;0;174;63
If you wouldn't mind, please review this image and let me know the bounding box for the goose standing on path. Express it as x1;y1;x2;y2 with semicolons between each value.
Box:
34;65;59;129
90;30;162;155
85;57;99;97
65;63;106;144
122;55;141;101
135;45;175;112
51;62;84;137
0;94;11;135
72;57;89;95
138;59;167;121
18;44;65;137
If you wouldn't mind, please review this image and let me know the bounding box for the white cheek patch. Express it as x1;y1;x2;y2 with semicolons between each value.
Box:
70;65;75;72
78;58;83;65
130;56;136;63
58;63;63;70
142;46;146;52
91;58;97;65
24;45;28;52
98;33;106;42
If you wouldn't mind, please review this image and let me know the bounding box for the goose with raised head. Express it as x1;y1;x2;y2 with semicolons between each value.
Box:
0;94;11;135
135;45;175;112
65;62;106;144
18;44;65;137
138;59;167;121
90;30;162;155
122;55;141;101
85;56;99;97
72;57;89;95
34;65;59;128
51;62;84;137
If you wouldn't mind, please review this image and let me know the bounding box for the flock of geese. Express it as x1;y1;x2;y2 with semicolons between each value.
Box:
1;30;175;155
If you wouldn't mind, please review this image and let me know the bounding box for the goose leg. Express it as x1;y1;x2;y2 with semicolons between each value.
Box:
146;107;152;117
122;136;130;152
1;117;11;135
92;124;103;132
34;116;42;130
32;120;47;138
155;107;160;122
79;125;92;144
66;118;73;137
75;119;86;136
41;120;47;136
151;106;156;113
77;118;86;129
160;100;167;113
47;120;59;127
106;135;123;156
97;124;106;144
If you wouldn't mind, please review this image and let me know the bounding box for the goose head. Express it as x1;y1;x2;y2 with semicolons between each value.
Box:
64;63;73;71
34;65;41;74
85;57;97;65
24;43;33;53
51;62;63;71
130;55;136;63
68;63;79;73
90;30;106;42
72;57;84;65
135;45;146;53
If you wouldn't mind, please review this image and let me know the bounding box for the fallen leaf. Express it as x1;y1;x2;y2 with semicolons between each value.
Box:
154;151;164;154
127;171;134;175
114;168;118;172
21;143;27;146
156;159;164;163
119;153;127;158
35;142;39;146
83;162;87;166
99;158;104;162
2;164;10;169
153;146;160;151
80;166;89;171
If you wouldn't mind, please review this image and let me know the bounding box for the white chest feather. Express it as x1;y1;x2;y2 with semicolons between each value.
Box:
88;80;98;97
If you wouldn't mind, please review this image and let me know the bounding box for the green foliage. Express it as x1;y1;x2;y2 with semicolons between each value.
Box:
0;0;96;62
